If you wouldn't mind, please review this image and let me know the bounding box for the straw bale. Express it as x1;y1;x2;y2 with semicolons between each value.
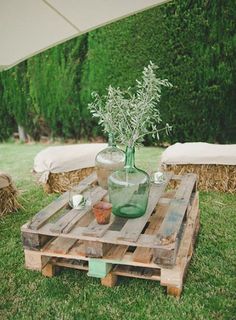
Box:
0;183;21;217
164;164;236;193
43;167;94;193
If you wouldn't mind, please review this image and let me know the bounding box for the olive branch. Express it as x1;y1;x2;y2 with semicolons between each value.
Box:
88;61;172;147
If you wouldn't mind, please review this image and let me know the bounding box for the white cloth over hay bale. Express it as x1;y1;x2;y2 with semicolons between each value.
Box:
161;142;236;192
0;172;21;216
34;143;107;193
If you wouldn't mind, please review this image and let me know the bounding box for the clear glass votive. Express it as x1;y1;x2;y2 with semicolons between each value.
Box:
69;184;92;209
150;170;167;185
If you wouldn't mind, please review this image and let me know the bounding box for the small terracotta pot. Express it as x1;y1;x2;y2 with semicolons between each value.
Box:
92;201;112;225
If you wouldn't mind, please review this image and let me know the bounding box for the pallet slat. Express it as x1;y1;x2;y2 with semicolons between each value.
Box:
82;214;114;238
156;174;197;244
29;173;97;231
103;245;129;260
43;237;77;254
50;187;107;234
132;201;168;263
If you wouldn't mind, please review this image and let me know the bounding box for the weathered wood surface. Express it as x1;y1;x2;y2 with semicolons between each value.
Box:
132;200;168;264
112;265;161;281
103;245;129;260
155;174;197;245
23;187;200;299
160;192;200;295
44;237;77;255
84;241;113;258
82;214;114;238
29;173;97;231
22;173;198;273
50;186;107;234
154;190;198;266
22;232;51;251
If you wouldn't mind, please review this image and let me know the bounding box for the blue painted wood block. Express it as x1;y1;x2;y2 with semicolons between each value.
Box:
88;259;112;278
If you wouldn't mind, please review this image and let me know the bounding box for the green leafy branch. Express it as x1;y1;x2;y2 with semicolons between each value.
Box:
88;61;172;147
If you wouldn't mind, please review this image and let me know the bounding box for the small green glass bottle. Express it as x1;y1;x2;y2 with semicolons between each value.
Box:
95;133;125;189
108;146;150;218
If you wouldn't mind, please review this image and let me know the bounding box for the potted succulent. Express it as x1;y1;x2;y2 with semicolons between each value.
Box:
89;61;172;218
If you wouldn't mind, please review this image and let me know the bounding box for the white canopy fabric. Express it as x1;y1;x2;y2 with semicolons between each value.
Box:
0;0;170;71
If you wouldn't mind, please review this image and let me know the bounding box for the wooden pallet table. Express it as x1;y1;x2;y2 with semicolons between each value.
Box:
21;172;200;298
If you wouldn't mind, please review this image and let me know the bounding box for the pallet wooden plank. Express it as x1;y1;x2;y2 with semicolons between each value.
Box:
155;174;197;245
109;216;128;231
28;193;69;231
175;193;199;265
22;232;52;251
22;221;176;250
77;211;94;227
48;257;88;270
132;202;169;263
160;193;200;290
118;173;173;242
101;273;118;287
84;240;113;258
68;241;86;256
50;187;107;234
82;214;115;238
62;188;107;234
43;237;77;254
24;249;42;271
103;245;128;260
29;173;97;231
113;265;161;281
153;192;197;266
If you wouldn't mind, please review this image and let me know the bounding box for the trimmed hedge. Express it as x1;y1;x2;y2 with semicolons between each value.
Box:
27;36;86;139
0;0;235;143
0;75;16;141
0;36;87;140
80;0;236;144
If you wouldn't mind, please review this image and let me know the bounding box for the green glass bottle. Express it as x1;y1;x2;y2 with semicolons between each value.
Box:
95;133;125;189
108;146;150;218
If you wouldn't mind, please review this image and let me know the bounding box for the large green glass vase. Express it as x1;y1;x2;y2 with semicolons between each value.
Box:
95;133;125;189
108;146;150;218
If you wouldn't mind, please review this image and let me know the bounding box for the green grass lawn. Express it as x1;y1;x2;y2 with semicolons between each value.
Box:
0;143;235;320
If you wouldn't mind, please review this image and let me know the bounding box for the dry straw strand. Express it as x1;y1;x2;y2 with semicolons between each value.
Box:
0;184;22;217
164;164;236;193
43;167;94;193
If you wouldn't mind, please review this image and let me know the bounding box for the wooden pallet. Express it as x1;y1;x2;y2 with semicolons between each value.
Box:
21;172;200;297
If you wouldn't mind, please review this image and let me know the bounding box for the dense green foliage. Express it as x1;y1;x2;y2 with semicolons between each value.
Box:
0;0;235;143
0;143;235;319
0;36;87;140
81;0;236;144
0;76;16;140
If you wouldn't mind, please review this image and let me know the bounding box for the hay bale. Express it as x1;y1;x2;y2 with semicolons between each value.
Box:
164;164;236;193
161;142;236;193
0;172;21;217
44;167;94;193
33;143;107;193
